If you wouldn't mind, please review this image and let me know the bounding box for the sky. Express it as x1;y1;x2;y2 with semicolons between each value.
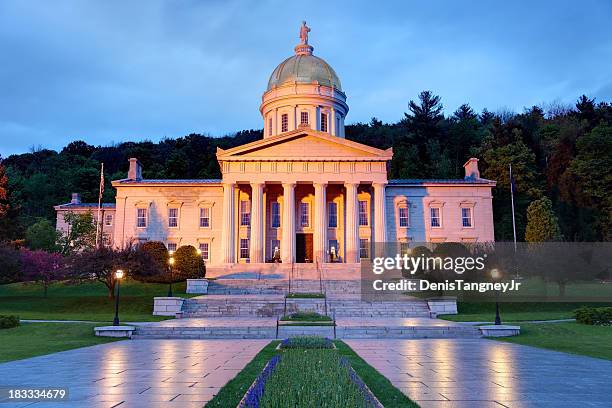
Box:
1;0;611;156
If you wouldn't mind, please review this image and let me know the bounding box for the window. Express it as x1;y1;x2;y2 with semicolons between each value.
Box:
104;214;113;226
136;208;147;228
328;202;337;228
359;238;369;259
430;207;441;228
358;200;368;226
300;111;309;125
199;207;210;228
168;208;178;228
398;206;409;227
281;113;288;132
240;200;250;226
321;112;328;132
199;242;209;262
300;202;310;227
271;202;281;228
240;238;249;259
461;207;473;228
167;243;177;252
400;242;410;256
268;117;272;136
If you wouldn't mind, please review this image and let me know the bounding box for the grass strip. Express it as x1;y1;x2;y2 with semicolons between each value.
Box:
257;349;378;407
439;301;612;322
494;322;612;360
335;341;419;408
206;341;280;407
0;322;119;363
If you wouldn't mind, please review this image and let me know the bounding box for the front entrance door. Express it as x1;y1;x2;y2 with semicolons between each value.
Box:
296;233;313;263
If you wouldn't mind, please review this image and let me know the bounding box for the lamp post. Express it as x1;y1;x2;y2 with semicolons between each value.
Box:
491;268;502;325
113;269;124;326
167;256;175;297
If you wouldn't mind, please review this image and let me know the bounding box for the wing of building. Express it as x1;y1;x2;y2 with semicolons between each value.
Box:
55;30;496;279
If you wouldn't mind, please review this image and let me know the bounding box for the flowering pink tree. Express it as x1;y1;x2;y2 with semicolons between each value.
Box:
20;249;65;297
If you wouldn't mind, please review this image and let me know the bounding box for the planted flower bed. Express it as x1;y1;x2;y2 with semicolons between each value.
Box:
280;312;332;322
239;337;382;408
279;336;334;349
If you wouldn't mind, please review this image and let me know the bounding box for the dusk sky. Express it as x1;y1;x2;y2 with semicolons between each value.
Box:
1;0;611;156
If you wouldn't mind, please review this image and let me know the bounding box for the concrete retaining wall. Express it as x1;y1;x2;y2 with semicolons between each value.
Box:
153;297;185;316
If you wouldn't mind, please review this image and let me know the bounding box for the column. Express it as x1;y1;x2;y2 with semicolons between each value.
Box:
313;182;327;263
373;183;387;244
344;182;359;263
281;182;296;264
250;182;264;263
221;182;235;263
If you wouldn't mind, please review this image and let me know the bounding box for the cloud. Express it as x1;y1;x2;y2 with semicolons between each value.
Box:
1;0;611;155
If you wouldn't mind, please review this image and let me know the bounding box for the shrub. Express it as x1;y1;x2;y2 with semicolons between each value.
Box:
280;312;332;322
0;315;20;329
574;306;612;325
0;244;22;284
133;241;168;283
173;245;205;279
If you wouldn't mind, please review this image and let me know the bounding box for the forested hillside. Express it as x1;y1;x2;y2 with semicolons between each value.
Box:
1;92;610;242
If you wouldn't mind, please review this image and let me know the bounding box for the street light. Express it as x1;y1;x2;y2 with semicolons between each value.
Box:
113;269;124;326
491;268;502;325
167;257;175;297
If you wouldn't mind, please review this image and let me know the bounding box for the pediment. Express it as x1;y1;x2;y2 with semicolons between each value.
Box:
217;129;392;161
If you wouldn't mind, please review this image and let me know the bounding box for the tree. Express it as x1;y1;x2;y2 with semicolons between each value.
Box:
173;245;204;280
20;249;65;296
67;246;158;298
525;198;561;242
567;125;612;239
0;244;22;284
25;218;58;251
56;211;96;254
133;241;169;282
0;157;12;239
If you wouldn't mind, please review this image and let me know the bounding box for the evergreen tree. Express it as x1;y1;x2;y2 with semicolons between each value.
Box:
525;197;561;242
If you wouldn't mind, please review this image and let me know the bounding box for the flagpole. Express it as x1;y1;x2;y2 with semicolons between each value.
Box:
509;163;518;278
95;163;104;248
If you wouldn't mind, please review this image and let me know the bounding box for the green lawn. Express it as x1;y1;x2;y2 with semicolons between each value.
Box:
0;280;195;322
0;322;119;363
207;340;416;408
495;322;612;360
439;302;612;323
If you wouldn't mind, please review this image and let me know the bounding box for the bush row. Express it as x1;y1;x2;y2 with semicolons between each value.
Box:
0;315;20;329
574;306;612;325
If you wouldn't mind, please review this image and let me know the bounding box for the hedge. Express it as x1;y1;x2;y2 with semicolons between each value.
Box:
574;306;612;325
0;315;20;329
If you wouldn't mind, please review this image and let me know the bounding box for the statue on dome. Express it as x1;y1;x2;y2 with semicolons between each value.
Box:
299;21;310;45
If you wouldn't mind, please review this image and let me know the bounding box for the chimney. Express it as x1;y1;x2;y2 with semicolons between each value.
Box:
463;158;480;180
70;193;81;204
127;158;143;181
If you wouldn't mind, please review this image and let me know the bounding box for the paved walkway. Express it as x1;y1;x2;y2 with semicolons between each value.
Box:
346;339;612;408
0;339;268;408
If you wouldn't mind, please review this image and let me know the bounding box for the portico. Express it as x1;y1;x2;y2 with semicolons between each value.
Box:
217;129;392;266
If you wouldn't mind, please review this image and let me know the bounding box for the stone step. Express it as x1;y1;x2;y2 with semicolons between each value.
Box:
207;279;362;295
132;324;481;339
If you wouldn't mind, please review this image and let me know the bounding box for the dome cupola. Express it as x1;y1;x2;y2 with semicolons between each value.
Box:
260;22;349;138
